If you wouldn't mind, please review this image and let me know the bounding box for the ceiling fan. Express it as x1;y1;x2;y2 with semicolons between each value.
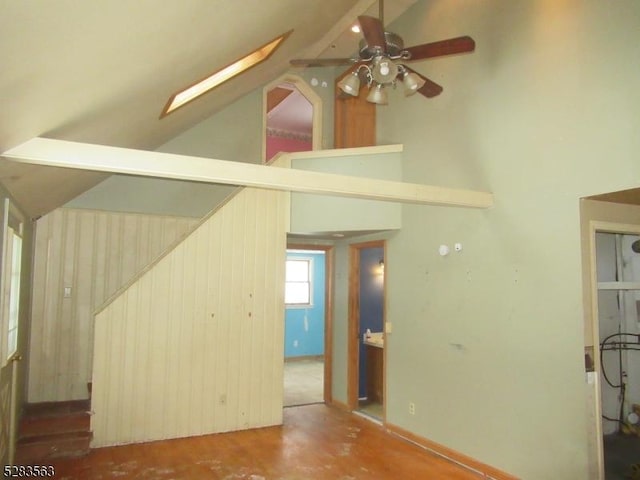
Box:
290;0;475;104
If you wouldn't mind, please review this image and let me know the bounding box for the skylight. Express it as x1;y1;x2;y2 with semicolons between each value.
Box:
161;30;292;118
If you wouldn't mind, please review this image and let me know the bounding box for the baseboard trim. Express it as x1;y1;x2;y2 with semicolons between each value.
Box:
385;423;519;480
284;355;324;363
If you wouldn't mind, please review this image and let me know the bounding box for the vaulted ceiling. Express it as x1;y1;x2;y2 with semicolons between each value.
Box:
0;0;418;218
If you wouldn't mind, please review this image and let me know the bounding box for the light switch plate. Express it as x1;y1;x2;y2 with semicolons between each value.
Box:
385;322;393;334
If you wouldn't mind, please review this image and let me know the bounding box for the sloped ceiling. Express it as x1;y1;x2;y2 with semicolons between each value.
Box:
0;0;416;218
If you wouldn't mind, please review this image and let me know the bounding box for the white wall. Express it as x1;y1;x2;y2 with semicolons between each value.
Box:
28;208;197;402
372;1;640;479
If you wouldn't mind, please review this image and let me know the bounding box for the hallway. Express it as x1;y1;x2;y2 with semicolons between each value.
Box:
283;357;323;407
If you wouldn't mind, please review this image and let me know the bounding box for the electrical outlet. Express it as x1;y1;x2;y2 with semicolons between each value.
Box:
409;402;416;415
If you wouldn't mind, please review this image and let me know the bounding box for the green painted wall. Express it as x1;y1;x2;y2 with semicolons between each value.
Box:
68;69;336;218
158;88;265;162
65;89;266;217
371;1;640;479
62;1;640;475
290;152;402;234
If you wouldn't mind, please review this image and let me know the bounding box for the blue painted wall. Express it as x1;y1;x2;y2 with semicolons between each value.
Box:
359;247;384;398
284;251;325;358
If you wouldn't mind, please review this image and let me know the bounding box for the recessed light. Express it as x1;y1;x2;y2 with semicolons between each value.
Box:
161;30;292;118
351;24;361;33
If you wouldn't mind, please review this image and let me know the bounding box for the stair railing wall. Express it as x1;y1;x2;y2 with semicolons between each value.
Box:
91;185;289;447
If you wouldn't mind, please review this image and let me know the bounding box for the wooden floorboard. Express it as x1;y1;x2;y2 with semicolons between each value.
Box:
47;404;484;479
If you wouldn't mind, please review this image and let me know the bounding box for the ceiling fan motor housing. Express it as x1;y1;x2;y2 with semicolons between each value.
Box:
359;31;405;59
291;10;475;101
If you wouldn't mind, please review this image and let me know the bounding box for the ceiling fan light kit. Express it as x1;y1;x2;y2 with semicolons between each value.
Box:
337;61;423;101
366;83;388;105
290;0;475;105
337;72;361;96
402;70;426;96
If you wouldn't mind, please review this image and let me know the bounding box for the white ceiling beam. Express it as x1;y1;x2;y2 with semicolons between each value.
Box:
2;138;493;209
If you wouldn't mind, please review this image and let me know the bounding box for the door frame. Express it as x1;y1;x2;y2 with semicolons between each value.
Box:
347;240;386;419
286;243;334;404
585;220;640;480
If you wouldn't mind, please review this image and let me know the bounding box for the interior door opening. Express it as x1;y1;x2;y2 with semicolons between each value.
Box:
283;245;333;408
594;232;640;480
348;240;386;422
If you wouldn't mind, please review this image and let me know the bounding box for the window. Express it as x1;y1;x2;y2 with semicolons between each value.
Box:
285;259;311;305
1;199;23;365
6;231;22;359
161;30;292;117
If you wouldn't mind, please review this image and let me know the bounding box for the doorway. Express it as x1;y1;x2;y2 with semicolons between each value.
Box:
348;240;386;422
283;244;334;407
593;231;640;480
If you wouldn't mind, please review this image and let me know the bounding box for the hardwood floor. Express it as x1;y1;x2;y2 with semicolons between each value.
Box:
48;404;483;479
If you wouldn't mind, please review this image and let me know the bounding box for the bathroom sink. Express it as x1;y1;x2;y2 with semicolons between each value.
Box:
363;332;384;348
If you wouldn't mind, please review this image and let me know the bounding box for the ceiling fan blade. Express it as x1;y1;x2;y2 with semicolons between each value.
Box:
358;15;387;54
290;58;355;67
401;66;443;98
404;36;475;61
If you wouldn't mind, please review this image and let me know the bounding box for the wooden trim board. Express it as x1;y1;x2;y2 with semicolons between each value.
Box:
386;423;519;480
3;138;494;209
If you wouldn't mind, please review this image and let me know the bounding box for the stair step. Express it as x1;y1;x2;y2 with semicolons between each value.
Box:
19;411;90;438
23;399;90;418
16;400;93;463
15;431;92;464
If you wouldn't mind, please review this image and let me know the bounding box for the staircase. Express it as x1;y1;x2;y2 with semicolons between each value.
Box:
15;399;92;464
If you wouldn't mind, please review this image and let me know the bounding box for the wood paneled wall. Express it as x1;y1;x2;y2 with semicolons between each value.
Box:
29;209;198;403
91;187;288;447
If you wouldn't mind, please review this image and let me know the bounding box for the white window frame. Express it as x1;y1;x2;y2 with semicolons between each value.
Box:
1;198;24;366
285;257;313;307
6;230;22;360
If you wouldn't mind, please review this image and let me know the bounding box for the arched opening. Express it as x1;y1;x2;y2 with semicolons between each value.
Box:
262;74;322;163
